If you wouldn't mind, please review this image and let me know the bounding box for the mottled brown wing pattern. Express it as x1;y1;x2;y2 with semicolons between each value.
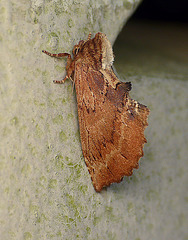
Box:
42;32;149;192
75;63;149;192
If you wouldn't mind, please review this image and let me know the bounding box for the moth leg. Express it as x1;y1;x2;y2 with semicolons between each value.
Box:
53;59;75;84
42;50;74;84
42;50;72;70
87;32;92;41
42;50;71;59
53;76;68;84
54;60;75;84
53;75;74;84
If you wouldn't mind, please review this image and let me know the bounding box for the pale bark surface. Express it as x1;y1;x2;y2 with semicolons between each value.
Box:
1;1;187;240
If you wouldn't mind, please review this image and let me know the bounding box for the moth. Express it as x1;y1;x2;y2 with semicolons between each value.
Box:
42;32;149;192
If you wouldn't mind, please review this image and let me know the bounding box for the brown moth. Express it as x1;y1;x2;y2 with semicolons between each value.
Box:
42;32;149;192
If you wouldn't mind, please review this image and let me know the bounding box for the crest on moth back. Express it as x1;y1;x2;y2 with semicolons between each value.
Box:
42;32;150;192
72;32;114;71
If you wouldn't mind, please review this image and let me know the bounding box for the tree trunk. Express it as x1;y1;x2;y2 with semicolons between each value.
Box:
1;1;187;239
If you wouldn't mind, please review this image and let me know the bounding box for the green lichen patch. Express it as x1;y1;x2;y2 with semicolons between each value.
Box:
146;189;159;201
38;176;47;189
29;204;39;214
59;130;68;142
67;84;73;94
23;232;32;240
21;164;31;176
74;129;80;142
36;213;47;224
68;19;74;28
55;64;65;73
123;0;134;9
33;17;38;24
56;231;62;237
35;124;43;138
10;116;19;126
67;113;74;120
54;154;64;170
52;114;64;124
2;126;11;137
48;179;58;189
77;184;88;194
127;202;134;213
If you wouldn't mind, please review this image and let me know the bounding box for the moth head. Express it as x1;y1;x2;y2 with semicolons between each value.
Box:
72;40;84;57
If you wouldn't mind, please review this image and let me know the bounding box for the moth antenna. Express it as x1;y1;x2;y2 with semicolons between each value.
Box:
87;32;92;41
